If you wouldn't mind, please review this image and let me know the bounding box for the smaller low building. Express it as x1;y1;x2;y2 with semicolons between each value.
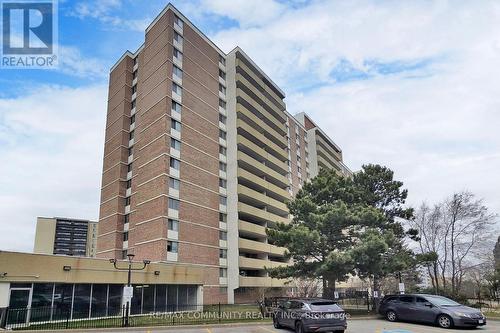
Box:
0;251;203;327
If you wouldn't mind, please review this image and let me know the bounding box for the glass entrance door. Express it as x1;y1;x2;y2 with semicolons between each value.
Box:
7;289;31;325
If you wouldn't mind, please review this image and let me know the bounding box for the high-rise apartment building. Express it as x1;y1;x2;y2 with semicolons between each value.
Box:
294;112;352;178
97;4;350;304
34;217;98;257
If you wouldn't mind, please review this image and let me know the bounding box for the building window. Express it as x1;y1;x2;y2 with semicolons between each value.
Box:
171;138;181;150
172;101;181;114
126;179;131;189
129;130;134;140
220;196;227;205
170;157;180;170
219;178;227;188
172;82;182;96
123;232;129;242
173;48;183;61
219;69;226;80
171;119;181;131
219;268;227;278
298;166;301;173
169;177;180;190
132;85;137;94
127;163;133;172
219;54;225;66
133;70;138;79
124;214;129;224
130;115;135;125
168;198;180;210
168;219;179;231
219;249;227;259
219;146;226;156
122;250;128;259
173;31;183;44
219;83;226;95
219;129;226;140
128;147;133;156
219;113;226;125
173;65;183;79
219;213;227;222
174;14;183;28
219;162;227;172
297;156;301;163
167;241;178;253
219;231;227;241
125;197;131;206
131;100;136;109
219;99;226;109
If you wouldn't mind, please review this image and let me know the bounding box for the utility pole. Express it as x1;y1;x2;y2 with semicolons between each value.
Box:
109;254;151;327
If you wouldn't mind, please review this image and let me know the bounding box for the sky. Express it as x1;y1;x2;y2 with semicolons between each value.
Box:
0;0;499;252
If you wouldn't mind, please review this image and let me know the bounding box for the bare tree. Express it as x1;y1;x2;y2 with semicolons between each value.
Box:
411;191;497;296
411;203;443;293
292;278;321;298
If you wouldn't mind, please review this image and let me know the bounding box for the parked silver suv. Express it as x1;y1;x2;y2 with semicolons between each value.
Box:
378;294;486;328
273;298;347;333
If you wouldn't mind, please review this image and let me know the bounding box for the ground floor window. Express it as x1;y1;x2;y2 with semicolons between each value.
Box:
7;283;199;325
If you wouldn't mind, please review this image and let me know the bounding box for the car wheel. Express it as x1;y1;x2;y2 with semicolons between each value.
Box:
295;321;305;333
273;315;282;329
386;310;397;322
437;314;453;329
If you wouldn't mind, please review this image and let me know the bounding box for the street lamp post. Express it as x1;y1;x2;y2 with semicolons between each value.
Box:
109;254;151;327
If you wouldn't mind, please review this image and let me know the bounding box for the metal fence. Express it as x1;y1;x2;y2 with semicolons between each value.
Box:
3;303;265;330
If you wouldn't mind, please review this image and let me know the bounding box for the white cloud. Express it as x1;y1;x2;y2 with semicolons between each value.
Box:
59;46;108;78
71;0;151;32
0;85;107;252
199;0;286;27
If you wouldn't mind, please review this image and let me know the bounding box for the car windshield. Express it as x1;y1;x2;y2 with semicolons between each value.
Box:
424;296;461;306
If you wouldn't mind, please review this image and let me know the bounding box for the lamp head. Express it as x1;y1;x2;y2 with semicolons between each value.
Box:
127;253;135;261
143;260;151;265
109;259;117;264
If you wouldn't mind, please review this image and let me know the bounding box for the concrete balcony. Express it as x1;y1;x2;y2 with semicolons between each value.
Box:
237;120;288;161
236;59;286;111
238;238;286;257
238;202;289;225
239;276;288;288
316;132;342;160
238;184;288;215
237;168;290;202
239;257;288;270
239;220;266;238
238;151;289;188
237;134;288;175
236;88;286;135
237;104;287;148
236;73;286;123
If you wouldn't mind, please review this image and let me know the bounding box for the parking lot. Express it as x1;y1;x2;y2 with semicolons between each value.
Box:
61;318;500;333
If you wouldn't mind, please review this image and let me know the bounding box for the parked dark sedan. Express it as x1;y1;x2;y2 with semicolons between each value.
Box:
378;294;486;329
273;298;347;333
